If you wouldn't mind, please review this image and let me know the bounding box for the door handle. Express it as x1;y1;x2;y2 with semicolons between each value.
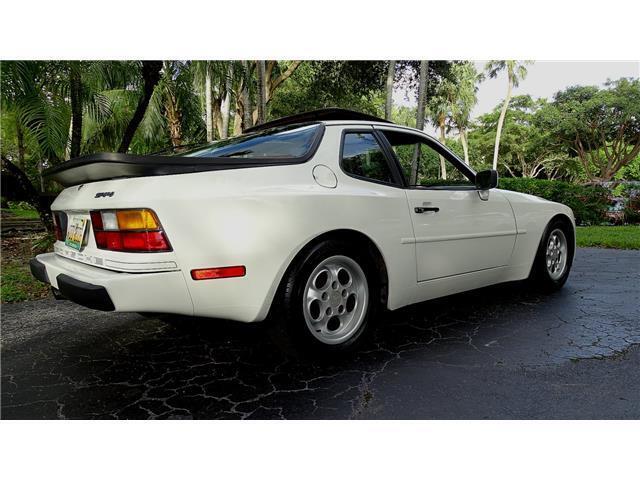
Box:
414;206;439;214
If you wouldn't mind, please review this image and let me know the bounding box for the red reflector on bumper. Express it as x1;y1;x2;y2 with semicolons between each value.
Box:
191;266;246;280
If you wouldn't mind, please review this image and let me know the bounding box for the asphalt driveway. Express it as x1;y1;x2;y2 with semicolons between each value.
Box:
2;248;639;419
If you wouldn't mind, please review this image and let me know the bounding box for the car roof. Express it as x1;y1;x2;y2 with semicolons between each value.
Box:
243;107;391;132
244;107;436;141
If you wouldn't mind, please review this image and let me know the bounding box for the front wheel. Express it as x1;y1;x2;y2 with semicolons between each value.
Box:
269;240;379;356
529;218;575;291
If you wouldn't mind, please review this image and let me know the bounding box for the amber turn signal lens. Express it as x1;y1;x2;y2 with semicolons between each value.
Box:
116;209;159;230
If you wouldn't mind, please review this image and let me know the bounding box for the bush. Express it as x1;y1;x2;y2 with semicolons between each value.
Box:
498;178;610;226
625;190;640;224
7;200;36;211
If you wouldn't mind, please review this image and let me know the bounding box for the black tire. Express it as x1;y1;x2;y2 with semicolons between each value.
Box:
528;218;575;292
268;239;380;357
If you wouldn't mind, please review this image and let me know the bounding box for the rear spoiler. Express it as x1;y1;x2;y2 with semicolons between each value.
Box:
44;152;303;187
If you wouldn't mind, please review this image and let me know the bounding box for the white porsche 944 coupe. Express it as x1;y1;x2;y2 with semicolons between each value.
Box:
31;109;575;354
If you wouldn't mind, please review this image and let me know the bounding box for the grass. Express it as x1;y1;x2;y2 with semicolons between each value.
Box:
1;234;51;303
576;225;640;250
0;261;50;302
1;207;40;219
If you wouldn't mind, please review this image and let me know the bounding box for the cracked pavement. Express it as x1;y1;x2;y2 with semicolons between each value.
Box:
2;248;639;419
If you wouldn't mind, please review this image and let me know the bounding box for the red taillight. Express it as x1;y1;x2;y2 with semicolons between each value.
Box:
90;209;171;252
89;210;103;230
52;213;63;241
191;266;246;280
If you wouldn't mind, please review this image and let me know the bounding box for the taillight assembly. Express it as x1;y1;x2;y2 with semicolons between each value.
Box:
89;209;172;252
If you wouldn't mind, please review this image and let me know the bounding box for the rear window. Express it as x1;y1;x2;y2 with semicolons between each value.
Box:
176;123;322;159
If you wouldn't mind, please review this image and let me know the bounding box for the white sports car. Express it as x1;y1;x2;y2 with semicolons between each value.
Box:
31;109;575;354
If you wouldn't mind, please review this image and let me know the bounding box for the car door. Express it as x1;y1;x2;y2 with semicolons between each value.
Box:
375;127;517;282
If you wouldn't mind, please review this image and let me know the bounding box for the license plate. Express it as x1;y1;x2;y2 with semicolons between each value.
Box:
65;215;88;251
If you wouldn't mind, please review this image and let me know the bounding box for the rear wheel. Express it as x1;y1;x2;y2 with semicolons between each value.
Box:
529;218;574;291
269;239;379;356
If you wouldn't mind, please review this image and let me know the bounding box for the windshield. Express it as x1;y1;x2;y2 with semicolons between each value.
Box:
174;123;322;159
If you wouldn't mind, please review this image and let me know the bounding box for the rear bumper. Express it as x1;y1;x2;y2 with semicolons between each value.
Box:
30;258;114;311
30;253;194;315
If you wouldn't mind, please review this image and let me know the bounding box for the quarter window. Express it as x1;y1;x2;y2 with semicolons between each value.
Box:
341;132;395;184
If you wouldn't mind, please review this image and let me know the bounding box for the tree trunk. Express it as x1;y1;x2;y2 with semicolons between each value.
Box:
385;60;396;120
221;63;234;139
256;60;266;125
241;60;252;131
16;118;26;170
460;128;469;165
439;121;447;180
1;155;53;232
38;160;45;192
410;60;428;185
492;75;513;170
69;62;83;159
251;61;301;124
233;109;243;136
165;92;183;147
213;99;223;138
118;61;163;153
205;66;213;142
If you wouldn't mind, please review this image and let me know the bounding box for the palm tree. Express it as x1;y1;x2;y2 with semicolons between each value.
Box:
485;60;533;170
205;65;213;142
192;61;230;141
385;60;396;120
118;61;163;153
0;60;68;227
68;61;83;159
220;62;234;139
241;60;253;131
449;62;481;165
410;60;428;185
256;60;266;125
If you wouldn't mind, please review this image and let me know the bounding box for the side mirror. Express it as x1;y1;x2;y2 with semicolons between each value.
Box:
475;169;498;190
475;169;498;200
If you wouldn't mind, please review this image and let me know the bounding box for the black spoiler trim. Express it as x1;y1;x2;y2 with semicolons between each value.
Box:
44;125;325;187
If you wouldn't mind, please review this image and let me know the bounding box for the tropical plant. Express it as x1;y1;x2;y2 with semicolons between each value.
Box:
485;60;534;170
385;60;396;120
536;78;640;181
468;95;570;178
448;62;481;165
410;60;428;184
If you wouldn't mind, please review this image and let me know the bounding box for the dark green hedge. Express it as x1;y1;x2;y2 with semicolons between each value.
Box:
499;178;610;226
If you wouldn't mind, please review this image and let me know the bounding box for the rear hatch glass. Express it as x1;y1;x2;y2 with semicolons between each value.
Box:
167;123;322;159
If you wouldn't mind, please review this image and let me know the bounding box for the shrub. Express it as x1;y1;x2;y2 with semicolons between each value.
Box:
7;200;36;211
498;178;610;226
625;190;640;224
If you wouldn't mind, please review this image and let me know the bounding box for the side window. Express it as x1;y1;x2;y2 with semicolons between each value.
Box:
341;132;395;184
379;130;474;188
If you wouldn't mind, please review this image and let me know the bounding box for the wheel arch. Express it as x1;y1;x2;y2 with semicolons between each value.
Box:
266;228;390;318
528;212;576;278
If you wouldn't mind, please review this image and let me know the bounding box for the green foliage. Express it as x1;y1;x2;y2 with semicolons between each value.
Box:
576;226;640;249
2;200;39;219
0;262;46;302
614;153;640;181
269;61;387;118
536;78;640;181
499;177;610;225
468;95;574;178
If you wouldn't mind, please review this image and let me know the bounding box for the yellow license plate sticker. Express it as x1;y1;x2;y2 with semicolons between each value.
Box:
65;216;87;251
